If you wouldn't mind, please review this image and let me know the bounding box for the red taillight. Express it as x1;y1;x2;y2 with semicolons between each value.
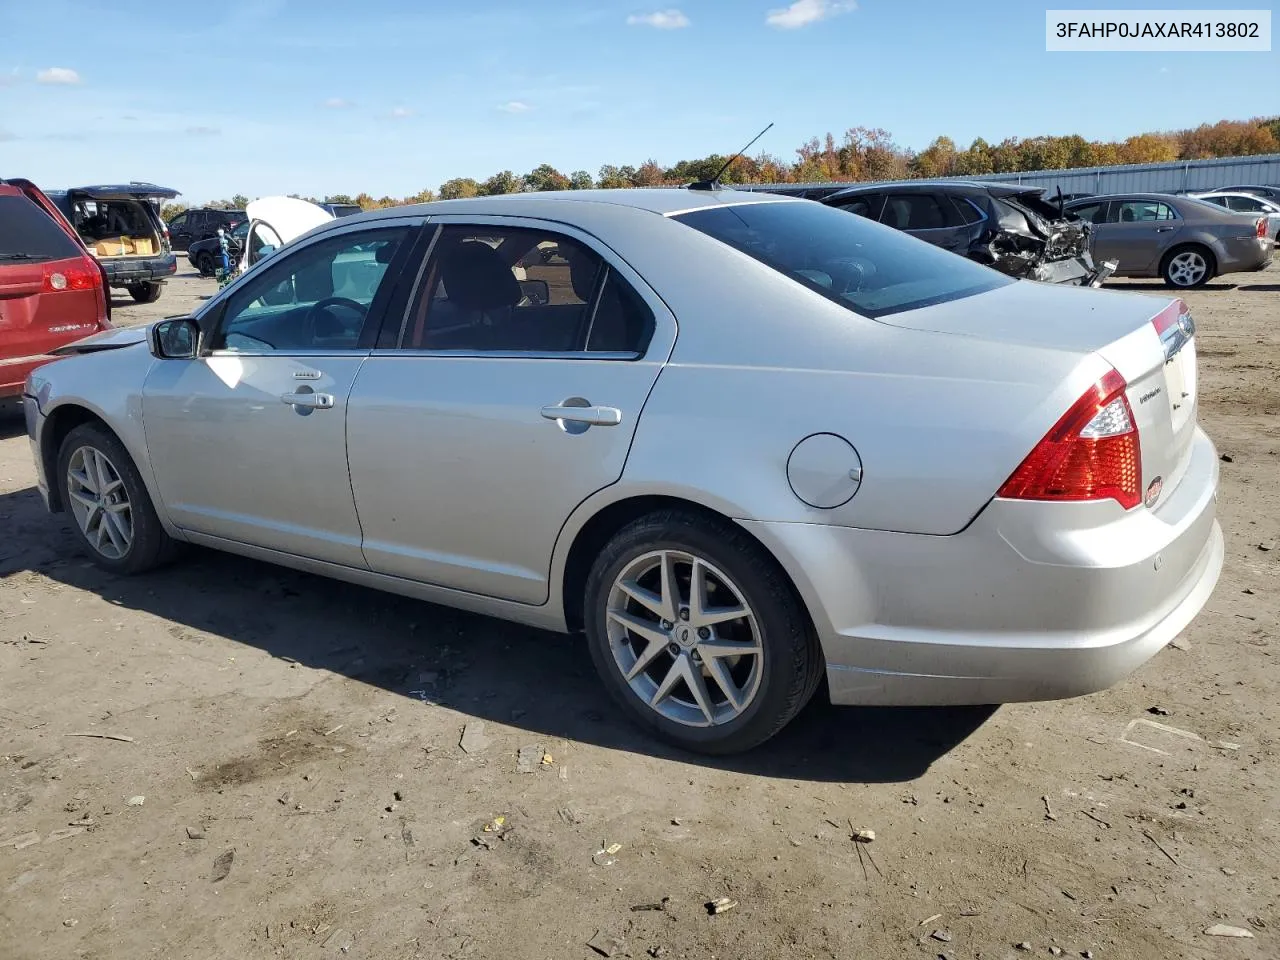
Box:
42;258;101;293
1257;217;1268;239
998;368;1142;510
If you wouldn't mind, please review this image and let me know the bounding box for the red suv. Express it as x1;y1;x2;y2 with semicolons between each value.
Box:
0;179;111;398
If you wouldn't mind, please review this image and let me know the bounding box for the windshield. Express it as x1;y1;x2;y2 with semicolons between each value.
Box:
0;194;83;262
673;200;1011;318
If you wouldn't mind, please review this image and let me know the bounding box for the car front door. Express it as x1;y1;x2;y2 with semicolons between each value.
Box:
1101;199;1181;272
141;219;419;565
345;217;675;604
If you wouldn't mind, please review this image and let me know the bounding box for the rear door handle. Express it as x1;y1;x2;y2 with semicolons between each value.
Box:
281;392;335;409
540;403;622;426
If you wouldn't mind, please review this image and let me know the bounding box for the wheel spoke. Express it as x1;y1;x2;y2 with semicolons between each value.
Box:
608;609;669;648
657;551;679;622
694;603;750;628
101;475;124;497
624;635;668;681
617;579;666;619
91;451;110;496
703;656;741;712
683;658;715;724
649;656;685;707
102;511;127;553
95;513;111;549
71;466;96;495
698;639;761;660
68;488;98;510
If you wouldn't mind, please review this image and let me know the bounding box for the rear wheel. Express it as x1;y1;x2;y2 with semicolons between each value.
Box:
127;282;163;303
584;510;822;754
57;423;176;575
1161;245;1214;288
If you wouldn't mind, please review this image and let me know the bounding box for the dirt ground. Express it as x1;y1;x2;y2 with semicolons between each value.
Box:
1;265;1277;960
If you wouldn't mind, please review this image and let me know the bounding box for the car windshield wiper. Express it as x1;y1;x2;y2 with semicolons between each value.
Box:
0;252;40;261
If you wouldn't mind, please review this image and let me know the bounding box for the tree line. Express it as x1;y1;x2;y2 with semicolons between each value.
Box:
162;115;1278;220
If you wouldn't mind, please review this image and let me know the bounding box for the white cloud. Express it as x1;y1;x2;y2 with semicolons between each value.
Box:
498;101;531;113
765;0;855;29
324;97;354;109
626;9;690;29
36;67;81;85
389;106;414;118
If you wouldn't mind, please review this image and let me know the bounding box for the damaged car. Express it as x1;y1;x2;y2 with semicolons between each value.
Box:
820;181;1115;286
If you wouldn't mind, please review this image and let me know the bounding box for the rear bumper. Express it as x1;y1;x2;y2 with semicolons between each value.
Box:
99;254;177;286
1216;237;1273;274
741;425;1223;706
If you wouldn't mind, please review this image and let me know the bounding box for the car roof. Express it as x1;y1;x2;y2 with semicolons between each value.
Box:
331;187;797;224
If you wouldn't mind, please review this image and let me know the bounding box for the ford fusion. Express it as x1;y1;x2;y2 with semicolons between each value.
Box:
23;189;1222;754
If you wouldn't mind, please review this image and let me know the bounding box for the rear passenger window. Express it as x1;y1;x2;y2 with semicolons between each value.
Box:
881;194;947;230
1068;202;1106;223
836;197;877;218
948;196;984;225
1117;201;1175;222
0;194;83;263
401;226;653;356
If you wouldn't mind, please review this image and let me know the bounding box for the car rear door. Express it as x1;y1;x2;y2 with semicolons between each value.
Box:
344;216;676;604
141;219;420;565
880;193;968;252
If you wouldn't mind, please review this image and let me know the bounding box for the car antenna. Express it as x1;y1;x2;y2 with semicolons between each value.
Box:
1054;184;1065;217
687;122;774;191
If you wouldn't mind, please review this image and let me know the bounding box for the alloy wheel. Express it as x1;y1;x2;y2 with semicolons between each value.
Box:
606;550;763;727
66;445;133;560
1167;250;1207;287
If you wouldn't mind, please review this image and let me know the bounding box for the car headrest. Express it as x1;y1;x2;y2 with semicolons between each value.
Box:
565;244;601;301
441;240;520;311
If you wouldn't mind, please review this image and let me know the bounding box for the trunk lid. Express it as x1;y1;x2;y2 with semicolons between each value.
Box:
882;280;1198;510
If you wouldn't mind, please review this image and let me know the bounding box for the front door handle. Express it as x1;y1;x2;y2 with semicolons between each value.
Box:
281;391;335;409
1155;226;1174;232
540;403;622;427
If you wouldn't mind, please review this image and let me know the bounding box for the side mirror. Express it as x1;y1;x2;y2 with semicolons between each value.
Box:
149;317;199;359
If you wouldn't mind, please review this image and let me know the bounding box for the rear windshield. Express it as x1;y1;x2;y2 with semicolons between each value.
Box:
0;194;83;263
673;200;1011;318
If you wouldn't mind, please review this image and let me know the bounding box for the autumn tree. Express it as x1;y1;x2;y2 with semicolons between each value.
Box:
632;160;666;187
911;136;957;178
404;188;436;204
525;164;572;191
354;192;378;211
160;202;187;221
481;170;524;195
569;170;594;190
325;194;355;205
438;178;479;200
597;164;631;188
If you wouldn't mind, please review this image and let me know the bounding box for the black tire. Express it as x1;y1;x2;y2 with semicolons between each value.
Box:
584;509;822;755
1160;244;1215;288
127;282;163;304
56;423;176;575
196;252;214;277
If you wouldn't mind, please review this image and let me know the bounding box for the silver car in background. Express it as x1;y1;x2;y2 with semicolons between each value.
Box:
23;189;1223;753
1066;192;1274;288
1189;191;1280;241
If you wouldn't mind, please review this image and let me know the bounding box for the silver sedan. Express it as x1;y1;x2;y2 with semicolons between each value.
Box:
22;189;1223;753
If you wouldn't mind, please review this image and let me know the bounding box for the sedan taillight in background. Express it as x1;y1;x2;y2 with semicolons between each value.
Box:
998;368;1142;510
1257;217;1268;239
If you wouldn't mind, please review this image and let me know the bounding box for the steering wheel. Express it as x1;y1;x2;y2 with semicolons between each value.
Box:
303;297;368;343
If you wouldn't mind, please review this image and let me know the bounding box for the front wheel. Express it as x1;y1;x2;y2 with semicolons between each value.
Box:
584;510;822;754
127;282;163;303
56;423;176;575
1161;245;1214;288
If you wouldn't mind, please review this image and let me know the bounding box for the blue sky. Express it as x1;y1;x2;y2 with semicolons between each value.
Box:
1;0;1276;203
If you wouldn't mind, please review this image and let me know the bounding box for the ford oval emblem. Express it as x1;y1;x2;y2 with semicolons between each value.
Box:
1144;476;1164;508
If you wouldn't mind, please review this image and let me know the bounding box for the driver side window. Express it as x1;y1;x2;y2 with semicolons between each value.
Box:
210;227;407;353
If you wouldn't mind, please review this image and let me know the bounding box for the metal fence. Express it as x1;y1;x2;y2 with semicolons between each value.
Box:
728;153;1280;198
